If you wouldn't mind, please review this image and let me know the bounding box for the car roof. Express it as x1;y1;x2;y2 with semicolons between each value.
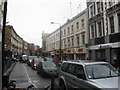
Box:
62;60;108;66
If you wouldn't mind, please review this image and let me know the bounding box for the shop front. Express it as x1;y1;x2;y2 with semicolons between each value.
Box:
64;47;87;60
111;48;120;68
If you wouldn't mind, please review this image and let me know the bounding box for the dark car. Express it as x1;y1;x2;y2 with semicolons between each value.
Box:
31;57;43;69
36;61;58;77
27;56;38;66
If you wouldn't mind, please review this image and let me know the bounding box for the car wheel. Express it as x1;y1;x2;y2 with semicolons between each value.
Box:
59;81;66;90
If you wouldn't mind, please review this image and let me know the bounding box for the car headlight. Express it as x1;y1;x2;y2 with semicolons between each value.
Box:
34;64;36;66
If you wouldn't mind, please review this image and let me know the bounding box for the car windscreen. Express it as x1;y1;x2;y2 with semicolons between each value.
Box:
29;56;37;60
46;58;53;61
42;61;56;67
85;64;118;79
34;58;42;62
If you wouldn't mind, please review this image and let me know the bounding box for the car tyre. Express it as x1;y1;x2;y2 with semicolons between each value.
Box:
59;81;66;90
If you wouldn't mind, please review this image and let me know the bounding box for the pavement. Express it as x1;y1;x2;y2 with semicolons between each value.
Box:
4;62;16;76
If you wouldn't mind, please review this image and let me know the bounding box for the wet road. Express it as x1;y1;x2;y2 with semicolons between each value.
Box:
9;62;58;89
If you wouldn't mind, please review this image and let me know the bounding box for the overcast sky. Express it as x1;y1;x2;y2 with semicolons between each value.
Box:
7;0;86;47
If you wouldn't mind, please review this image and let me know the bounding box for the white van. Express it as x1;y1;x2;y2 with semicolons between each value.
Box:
22;55;28;62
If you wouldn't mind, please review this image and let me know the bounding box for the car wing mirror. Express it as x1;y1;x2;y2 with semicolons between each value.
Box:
117;67;120;75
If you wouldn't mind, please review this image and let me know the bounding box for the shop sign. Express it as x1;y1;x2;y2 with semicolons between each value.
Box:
67;49;71;53
51;51;56;55
72;48;76;53
99;44;112;49
63;49;67;53
78;48;83;52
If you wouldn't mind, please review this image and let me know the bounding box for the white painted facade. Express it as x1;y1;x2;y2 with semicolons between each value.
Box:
46;9;89;60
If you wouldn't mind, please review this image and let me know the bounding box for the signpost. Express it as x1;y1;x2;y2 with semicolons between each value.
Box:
0;0;7;89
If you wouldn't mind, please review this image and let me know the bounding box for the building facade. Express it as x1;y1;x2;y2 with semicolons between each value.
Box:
46;9;89;60
23;40;29;55
5;25;24;58
42;32;49;52
87;0;120;68
28;43;35;56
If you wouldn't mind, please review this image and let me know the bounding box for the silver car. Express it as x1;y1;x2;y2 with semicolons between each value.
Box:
59;60;119;90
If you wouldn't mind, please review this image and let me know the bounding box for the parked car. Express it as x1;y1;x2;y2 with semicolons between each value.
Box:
31;57;43;69
45;57;53;62
36;61;58;77
27;56;38;66
22;55;28;63
59;60;119;90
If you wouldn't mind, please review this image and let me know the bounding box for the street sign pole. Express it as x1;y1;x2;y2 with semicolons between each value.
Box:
1;0;8;89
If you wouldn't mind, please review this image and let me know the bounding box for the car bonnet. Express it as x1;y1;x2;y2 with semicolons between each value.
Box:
88;77;119;88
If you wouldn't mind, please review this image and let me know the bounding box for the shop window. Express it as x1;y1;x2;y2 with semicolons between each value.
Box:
95;50;105;61
111;50;117;65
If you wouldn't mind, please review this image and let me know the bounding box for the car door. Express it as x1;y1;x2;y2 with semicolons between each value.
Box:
37;62;42;73
73;64;89;89
65;64;77;88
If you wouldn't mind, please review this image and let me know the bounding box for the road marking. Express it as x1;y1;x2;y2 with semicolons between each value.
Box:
23;65;38;88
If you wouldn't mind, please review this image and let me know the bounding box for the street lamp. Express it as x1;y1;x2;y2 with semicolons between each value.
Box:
51;22;62;61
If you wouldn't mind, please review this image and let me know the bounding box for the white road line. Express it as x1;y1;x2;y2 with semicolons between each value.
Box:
23;65;37;88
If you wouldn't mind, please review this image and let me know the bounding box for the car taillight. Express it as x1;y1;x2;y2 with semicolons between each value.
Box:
34;63;38;66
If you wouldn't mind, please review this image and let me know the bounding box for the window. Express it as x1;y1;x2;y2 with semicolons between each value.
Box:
109;16;115;33
61;31;63;37
76;22;79;31
61;63;69;72
91;25;94;38
118;14;120;32
81;33;85;45
71;25;74;33
90;5;94;17
86;64;118;79
74;65;85;77
67;64;75;75
64;39;66;47
68;27;70;35
64;29;66;36
108;1;115;7
61;41;63;48
71;36;74;47
67;38;70;47
81;19;84;28
98;21;102;37
97;2;101;14
76;34;80;46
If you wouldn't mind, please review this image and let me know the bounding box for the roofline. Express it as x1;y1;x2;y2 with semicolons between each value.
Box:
48;8;87;36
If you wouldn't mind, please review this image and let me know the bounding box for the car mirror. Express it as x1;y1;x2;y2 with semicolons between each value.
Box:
76;73;85;80
117;67;120;71
117;67;120;76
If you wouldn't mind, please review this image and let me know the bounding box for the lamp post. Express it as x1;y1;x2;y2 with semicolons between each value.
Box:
51;22;62;61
